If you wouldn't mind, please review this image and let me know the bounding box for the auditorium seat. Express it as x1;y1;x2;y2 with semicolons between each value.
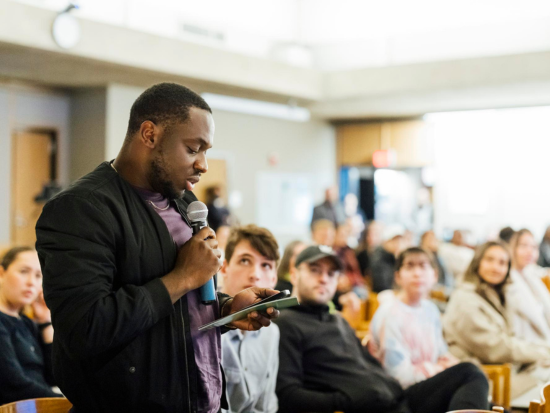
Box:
482;364;511;410
529;399;542;413
446;407;503;412
0;398;72;413
539;380;550;413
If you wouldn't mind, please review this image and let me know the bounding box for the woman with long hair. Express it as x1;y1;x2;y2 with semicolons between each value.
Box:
443;242;550;398
275;240;306;293
0;246;61;405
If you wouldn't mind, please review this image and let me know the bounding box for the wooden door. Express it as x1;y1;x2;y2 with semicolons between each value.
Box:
194;158;228;204
11;131;52;246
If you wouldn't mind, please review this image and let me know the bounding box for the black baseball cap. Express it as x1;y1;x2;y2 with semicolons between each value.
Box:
295;245;344;271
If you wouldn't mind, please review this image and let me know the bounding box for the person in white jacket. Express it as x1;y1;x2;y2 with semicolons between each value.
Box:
508;229;550;342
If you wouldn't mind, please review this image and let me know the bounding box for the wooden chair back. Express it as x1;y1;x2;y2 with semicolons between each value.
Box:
482;364;511;410
0;398;72;413
540;381;550;413
541;275;550;293
447;407;504;412
529;399;542;413
366;292;379;321
341;298;368;330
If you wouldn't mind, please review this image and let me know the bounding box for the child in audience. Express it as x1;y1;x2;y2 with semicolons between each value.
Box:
0;246;61;405
369;247;464;389
508;229;550;342
443;242;550;398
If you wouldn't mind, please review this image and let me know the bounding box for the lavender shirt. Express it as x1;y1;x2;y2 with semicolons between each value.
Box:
134;187;222;413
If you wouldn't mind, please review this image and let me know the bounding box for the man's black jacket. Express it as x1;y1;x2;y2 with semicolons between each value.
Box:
274;304;405;413
36;162;230;413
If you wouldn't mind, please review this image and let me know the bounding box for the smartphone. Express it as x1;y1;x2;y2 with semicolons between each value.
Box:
241;289;290;311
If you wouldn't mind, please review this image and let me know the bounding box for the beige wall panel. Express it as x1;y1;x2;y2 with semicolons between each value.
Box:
337;123;381;166
389;121;434;167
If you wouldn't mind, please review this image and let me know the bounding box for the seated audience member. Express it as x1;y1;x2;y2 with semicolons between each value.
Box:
334;223;367;298
343;193;365;248
311;186;346;229
420;230;453;290
0;247;62;405
499;226;515;246
276;240;306;293
355;220;384;279
508;229;550;342
539;226;550;268
311;219;336;247
275;245;489;413
370;248;481;391
216;225;231;291
220;225;280;413
370;225;406;293
438;229;474;281
443;242;550;397
205;184;231;232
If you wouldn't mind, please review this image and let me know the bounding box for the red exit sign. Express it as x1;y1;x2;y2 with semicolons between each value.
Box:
372;149;397;168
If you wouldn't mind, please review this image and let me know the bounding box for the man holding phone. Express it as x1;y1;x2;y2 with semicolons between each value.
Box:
36;83;279;413
220;225;281;413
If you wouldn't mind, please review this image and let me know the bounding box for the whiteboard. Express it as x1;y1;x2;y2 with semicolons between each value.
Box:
256;172;313;236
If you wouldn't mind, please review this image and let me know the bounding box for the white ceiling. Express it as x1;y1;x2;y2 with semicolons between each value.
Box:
14;0;550;70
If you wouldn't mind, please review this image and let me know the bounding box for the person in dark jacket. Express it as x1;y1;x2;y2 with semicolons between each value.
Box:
370;225;407;293
0;246;62;405
274;245;490;413
311;186;346;229
205;185;231;232
36;83;279;413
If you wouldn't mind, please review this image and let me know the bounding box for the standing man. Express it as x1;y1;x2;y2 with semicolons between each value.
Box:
220;225;280;413
36;83;279;413
311;186;346;229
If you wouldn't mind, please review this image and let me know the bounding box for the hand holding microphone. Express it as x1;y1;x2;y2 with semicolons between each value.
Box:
187;201;218;305
162;201;222;304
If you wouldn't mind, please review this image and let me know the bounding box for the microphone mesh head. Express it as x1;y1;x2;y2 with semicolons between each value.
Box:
187;201;208;223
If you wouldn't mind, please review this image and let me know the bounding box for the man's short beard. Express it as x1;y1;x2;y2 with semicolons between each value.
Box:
149;151;183;200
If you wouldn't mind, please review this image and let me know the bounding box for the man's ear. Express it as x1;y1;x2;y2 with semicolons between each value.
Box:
138;121;159;149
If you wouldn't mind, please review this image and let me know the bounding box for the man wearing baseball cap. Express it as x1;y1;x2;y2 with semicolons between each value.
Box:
274;245;482;413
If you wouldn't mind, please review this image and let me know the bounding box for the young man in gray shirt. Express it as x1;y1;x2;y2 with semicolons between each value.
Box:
220;225;281;413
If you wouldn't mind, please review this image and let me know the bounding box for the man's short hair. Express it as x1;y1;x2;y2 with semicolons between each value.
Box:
225;225;280;265
499;226;515;244
126;82;211;139
395;247;437;271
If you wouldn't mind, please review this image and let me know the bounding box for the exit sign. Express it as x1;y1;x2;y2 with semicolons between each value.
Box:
372;149;397;168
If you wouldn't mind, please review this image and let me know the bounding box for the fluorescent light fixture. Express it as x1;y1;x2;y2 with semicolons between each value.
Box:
202;93;310;122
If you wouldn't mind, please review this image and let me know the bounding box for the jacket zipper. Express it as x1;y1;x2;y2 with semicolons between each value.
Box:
179;301;192;413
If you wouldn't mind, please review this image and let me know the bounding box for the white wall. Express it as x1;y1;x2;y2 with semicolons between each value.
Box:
429;106;550;243
105;83;337;247
0;84;70;244
70;88;107;181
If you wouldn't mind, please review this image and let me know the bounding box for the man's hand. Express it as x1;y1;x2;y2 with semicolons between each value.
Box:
161;227;222;303
222;287;280;331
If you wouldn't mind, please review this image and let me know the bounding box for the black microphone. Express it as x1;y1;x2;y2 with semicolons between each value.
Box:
187;201;217;305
